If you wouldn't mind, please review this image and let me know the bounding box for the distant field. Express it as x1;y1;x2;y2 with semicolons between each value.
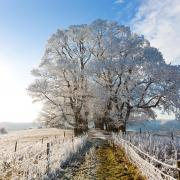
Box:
0;128;73;152
0;122;38;132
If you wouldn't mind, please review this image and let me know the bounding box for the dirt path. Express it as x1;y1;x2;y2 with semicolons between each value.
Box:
72;138;145;180
57;130;145;180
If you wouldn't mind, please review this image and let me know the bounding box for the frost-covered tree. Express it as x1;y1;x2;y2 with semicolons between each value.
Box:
89;20;180;132
28;25;94;135
28;19;180;134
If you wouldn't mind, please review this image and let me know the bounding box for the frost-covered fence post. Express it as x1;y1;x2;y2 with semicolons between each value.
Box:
15;141;17;152
112;139;115;150
177;161;180;180
171;132;174;141
46;143;50;175
177;152;180;180
63;131;66;143
72;136;74;151
164;145;167;161
72;136;74;142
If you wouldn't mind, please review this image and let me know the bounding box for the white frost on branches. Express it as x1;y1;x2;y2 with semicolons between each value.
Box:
28;19;180;130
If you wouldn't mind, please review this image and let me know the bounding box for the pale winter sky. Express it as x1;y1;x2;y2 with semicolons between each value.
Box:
0;0;179;122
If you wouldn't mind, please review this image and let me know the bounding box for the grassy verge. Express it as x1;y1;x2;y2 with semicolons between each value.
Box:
96;143;146;180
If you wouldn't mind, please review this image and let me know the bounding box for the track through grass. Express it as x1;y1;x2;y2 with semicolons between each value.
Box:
96;142;145;180
73;139;145;180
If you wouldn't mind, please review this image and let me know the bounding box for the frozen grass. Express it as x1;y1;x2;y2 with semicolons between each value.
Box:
122;132;180;166
0;128;87;179
113;132;179;179
72;140;145;180
96;143;145;180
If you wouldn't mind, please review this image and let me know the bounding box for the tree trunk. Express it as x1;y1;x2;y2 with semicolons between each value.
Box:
74;113;88;136
74;126;88;136
124;107;131;134
94;118;104;130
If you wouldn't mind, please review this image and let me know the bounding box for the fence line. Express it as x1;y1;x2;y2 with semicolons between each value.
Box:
0;135;87;179
124;131;180;167
113;134;179;180
127;139;178;170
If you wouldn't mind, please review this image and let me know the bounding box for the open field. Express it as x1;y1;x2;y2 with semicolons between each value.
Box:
0;128;180;179
0;128;85;179
0;128;73;155
0;128;73;142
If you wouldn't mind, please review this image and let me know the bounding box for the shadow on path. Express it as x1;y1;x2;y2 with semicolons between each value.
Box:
46;129;145;180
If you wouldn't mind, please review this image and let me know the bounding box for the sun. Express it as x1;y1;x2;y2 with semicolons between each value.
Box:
0;61;41;122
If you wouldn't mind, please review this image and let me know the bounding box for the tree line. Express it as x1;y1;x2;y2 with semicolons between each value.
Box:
28;19;180;136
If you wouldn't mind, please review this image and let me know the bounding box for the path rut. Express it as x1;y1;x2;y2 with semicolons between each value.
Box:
57;130;145;180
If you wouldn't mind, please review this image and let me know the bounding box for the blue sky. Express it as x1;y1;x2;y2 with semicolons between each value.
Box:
0;0;179;122
0;0;140;83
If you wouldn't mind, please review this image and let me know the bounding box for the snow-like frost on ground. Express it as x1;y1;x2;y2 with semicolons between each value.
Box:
113;132;180;179
0;129;87;179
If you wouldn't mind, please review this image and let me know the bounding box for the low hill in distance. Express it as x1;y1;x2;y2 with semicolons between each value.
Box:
1;119;180;134
127;119;180;133
0;122;39;133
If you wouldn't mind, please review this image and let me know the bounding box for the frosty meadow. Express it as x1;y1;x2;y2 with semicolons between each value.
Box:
0;19;180;180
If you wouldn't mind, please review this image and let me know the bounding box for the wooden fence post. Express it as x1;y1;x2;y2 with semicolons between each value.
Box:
42;138;43;144
72;136;74;151
15;141;17;152
51;141;53;146
47;143;50;175
63;131;66;143
177;161;180;180
140;128;141;135
171;132;174;141
112;140;115;150
72;136;74;143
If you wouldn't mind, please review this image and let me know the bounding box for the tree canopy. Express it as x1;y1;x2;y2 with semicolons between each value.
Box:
28;19;180;134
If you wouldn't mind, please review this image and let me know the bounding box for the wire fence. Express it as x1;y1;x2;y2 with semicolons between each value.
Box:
113;133;180;180
0;134;87;179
